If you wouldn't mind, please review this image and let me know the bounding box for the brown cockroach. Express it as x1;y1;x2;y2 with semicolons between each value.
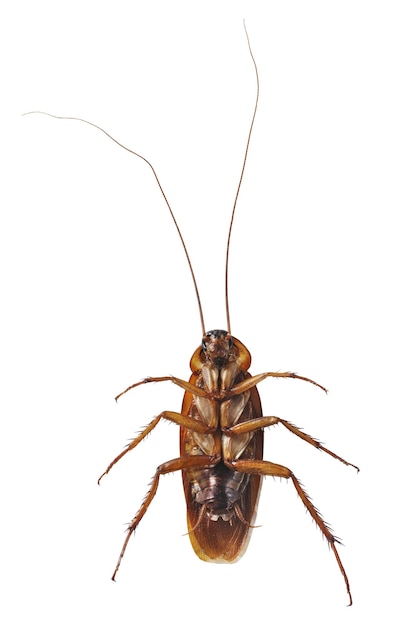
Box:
25;24;358;605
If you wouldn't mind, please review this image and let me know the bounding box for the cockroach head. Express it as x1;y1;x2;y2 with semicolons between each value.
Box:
190;331;251;373
201;330;234;369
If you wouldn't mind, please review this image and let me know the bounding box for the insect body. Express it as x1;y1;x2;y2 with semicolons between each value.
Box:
100;326;357;604
182;330;264;562
105;330;270;567
25;23;358;606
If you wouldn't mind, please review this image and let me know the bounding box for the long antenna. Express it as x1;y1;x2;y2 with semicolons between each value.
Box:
23;22;259;339
23;110;206;335
225;21;260;335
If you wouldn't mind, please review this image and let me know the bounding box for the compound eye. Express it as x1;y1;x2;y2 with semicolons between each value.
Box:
228;336;233;349
202;338;207;351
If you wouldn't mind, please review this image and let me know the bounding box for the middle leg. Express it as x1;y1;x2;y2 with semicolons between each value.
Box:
225;416;359;471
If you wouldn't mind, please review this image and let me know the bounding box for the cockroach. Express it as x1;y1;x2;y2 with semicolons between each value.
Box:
24;24;359;605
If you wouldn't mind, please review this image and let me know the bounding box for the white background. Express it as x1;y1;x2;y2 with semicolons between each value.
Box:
2;1;414;624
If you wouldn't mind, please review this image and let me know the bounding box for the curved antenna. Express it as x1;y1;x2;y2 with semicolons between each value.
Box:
22;110;206;335
225;21;260;335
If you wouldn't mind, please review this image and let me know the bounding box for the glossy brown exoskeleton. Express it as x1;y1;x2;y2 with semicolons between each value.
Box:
99;327;357;606
25;22;359;606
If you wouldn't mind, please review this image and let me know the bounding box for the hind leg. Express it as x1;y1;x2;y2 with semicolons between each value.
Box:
228;458;353;606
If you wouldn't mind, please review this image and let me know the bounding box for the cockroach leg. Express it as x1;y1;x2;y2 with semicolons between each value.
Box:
116;370;327;403
25;23;357;604
115;376;208;402
229;458;353;606
111;454;218;581
98;410;214;484
230;371;328;395
226;416;360;472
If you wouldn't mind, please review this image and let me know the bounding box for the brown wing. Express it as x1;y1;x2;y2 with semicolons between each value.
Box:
180;372;264;562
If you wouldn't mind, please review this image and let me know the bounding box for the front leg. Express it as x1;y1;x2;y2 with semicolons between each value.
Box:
228;371;328;395
115;376;208;401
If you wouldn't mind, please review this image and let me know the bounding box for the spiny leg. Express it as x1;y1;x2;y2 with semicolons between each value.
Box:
115;371;326;404
229;458;353;606
230;371;328;395
226;416;359;472
115;376;208;402
115;370;327;403
98;410;213;484
111;454;218;580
